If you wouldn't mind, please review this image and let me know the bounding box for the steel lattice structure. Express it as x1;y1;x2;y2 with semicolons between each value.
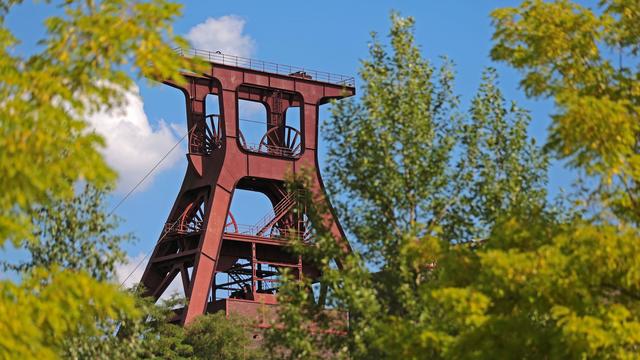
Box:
140;48;355;326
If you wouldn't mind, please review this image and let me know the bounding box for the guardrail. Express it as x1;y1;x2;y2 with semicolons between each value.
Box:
162;219;203;236
242;142;301;158
174;47;355;87
232;224;304;241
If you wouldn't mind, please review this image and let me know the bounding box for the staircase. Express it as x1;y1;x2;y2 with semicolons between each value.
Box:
224;191;302;240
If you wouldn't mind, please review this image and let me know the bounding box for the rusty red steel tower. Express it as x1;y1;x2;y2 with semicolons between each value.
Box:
140;48;355;325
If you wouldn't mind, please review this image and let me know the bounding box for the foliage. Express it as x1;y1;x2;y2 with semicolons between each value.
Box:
491;0;640;225
134;295;194;360
1;0;636;358
1;183;138;358
323;15;548;260
2;183;133;281
184;312;261;360
0;267;139;359
133;300;259;360
0;0;190;243
0;0;191;358
270;3;640;358
266;12;551;359
60;289;259;360
61;293;193;360
464;0;640;357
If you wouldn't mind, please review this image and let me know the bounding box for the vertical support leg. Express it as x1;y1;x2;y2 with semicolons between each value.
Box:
182;184;233;325
251;242;257;300
310;172;351;254
303;103;318;150
221;89;238;139
183;254;216;324
210;271;216;302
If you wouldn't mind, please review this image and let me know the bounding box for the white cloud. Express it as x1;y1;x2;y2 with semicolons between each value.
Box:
116;253;185;300
186;15;256;58
87;84;183;193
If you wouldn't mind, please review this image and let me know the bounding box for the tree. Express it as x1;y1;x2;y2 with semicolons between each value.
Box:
464;0;640;357
184;312;261;360
0;0;191;357
65;294;194;360
0;2;266;357
491;0;640;225
126;297;260;360
1;184;139;358
60;290;261;359
0;267;140;359
3;183;133;281
0;0;190;244
268;3;640;359
266;13;552;359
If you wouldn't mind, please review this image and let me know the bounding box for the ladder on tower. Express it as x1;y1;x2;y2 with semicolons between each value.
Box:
271;90;282;127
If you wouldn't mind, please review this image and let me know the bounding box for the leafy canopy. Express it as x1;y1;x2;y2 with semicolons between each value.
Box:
0;0;189;243
269;3;640;359
266;12;550;359
0;0;190;358
3;183;134;281
62;293;259;360
491;0;640;224
0;268;139;359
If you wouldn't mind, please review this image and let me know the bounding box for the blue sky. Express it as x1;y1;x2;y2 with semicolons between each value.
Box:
3;1;579;285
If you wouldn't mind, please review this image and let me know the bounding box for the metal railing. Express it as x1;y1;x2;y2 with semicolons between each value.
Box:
242;141;302;158
224;190;307;241
162;219;203;236
231;224;304;242
174;47;355;87
254;192;297;236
